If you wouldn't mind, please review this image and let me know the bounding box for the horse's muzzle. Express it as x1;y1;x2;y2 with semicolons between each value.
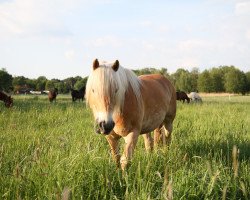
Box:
97;120;115;135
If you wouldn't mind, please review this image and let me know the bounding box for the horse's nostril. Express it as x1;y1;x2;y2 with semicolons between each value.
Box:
97;120;115;135
99;121;105;129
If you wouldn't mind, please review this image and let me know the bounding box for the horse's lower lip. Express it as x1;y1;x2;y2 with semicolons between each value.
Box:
101;129;112;135
95;128;112;135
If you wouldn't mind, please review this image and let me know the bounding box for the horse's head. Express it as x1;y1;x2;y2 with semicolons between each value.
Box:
86;59;122;135
5;96;13;108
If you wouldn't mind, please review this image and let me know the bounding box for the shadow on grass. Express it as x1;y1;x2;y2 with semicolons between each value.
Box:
181;134;250;162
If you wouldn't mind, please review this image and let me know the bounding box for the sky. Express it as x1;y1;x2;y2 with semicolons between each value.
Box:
0;0;250;79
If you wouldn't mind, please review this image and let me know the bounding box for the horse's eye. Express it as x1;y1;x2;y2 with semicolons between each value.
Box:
115;88;118;93
92;89;95;93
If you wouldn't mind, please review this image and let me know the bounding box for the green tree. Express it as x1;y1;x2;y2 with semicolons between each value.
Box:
197;70;212;92
64;77;77;89
12;76;27;87
12;76;30;92
54;81;66;93
0;68;13;91
45;80;55;90
239;72;248;95
171;68;192;92
36;76;47;91
210;68;224;92
159;67;169;77
245;71;250;93
189;68;199;92
224;68;246;94
74;79;86;90
26;79;36;90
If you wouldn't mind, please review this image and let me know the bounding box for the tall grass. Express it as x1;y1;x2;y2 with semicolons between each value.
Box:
0;95;249;199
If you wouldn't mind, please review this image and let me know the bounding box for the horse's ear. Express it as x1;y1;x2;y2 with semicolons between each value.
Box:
112;60;119;72
93;59;99;70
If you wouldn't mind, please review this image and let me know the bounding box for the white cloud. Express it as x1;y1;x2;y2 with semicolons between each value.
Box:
0;0;74;39
178;39;212;52
91;36;123;47
141;40;155;51
139;20;152;28
64;49;76;60
235;1;250;15
246;29;250;41
157;24;171;34
179;58;201;68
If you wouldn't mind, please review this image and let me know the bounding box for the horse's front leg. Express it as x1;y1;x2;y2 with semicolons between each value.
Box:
120;131;139;171
105;132;121;168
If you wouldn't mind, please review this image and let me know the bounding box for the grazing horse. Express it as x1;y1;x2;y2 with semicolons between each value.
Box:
176;91;190;103
0;91;13;108
189;92;202;102
48;88;58;102
71;86;86;102
86;59;176;170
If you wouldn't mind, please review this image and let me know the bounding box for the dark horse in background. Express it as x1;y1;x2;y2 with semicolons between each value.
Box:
71;86;86;102
176;91;190;103
48;88;58;102
0;91;13;108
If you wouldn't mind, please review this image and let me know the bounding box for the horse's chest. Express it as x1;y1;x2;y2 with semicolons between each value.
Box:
113;117;138;136
113;126;129;137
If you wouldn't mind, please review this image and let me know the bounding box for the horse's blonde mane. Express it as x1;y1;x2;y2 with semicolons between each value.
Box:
86;61;141;114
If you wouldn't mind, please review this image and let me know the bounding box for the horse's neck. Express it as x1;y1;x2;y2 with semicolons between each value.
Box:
121;84;142;115
113;84;142;133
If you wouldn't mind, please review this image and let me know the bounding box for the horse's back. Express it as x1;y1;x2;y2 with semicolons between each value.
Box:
71;88;85;101
189;92;202;101
139;74;176;104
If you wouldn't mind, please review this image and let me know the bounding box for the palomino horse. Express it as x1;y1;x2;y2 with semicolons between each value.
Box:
86;59;176;170
0;91;13;108
176;91;190;103
48;88;58;102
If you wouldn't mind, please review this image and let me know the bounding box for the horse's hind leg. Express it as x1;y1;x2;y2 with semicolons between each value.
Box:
105;132;121;168
154;127;165;147
142;133;153;151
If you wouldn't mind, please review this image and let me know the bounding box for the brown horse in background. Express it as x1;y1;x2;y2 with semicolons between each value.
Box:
48;88;58;102
176;91;190;103
86;59;176;170
0;91;13;108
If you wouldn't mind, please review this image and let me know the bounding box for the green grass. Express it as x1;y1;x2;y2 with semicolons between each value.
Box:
0;95;249;199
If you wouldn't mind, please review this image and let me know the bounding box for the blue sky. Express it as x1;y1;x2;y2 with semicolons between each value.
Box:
0;0;250;79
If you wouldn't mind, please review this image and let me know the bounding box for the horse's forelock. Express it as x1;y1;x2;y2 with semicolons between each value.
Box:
86;62;141;114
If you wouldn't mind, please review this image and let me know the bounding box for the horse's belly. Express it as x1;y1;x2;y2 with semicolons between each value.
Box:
140;110;166;134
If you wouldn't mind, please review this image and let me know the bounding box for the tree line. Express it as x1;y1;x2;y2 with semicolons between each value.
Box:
0;69;88;94
1;65;249;94
133;65;250;94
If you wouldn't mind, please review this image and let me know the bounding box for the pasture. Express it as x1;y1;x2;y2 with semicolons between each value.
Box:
0;95;249;199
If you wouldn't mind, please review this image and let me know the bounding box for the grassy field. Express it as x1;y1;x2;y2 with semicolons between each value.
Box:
0;95;249;199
